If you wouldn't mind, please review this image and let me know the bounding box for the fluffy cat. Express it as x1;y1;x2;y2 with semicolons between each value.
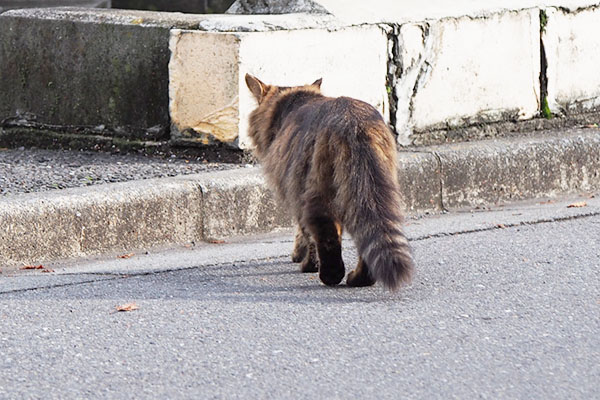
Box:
245;74;414;290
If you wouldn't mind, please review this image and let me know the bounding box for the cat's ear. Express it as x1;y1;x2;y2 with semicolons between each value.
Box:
311;78;323;89
246;74;267;103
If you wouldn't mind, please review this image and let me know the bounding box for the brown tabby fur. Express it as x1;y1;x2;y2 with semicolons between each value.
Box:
245;74;414;290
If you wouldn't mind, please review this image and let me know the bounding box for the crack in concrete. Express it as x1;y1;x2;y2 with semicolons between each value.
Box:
383;20;433;144
408;23;432;124
385;24;401;134
411;209;600;241
539;9;551;119
0;275;124;296
431;151;447;212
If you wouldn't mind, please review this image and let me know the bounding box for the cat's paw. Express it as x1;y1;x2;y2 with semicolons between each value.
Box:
291;247;307;263
346;268;376;287
319;262;345;286
300;258;318;273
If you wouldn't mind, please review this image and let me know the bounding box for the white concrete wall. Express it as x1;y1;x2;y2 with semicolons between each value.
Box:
544;7;600;113
169;25;389;149
393;10;541;144
168;2;600;149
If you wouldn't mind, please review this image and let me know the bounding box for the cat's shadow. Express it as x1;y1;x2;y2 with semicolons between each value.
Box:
191;259;411;305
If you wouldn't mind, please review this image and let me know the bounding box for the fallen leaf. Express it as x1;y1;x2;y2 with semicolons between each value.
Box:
496;224;507;229
41;268;55;273
208;239;226;244
21;265;44;270
115;303;139;312
567;201;587;208
117;253;135;259
584;123;598;128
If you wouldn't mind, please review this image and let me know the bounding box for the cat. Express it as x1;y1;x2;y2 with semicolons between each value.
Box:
245;74;414;290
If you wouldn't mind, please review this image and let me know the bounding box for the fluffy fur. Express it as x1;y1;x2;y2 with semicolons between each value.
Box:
245;74;414;290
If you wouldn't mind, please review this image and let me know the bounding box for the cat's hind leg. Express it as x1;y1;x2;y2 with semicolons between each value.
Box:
302;199;345;286
346;256;376;287
300;240;318;273
291;224;309;263
292;223;319;272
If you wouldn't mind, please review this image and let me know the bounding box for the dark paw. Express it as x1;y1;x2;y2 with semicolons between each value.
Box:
291;248;306;263
319;262;345;286
346;269;376;287
300;258;318;273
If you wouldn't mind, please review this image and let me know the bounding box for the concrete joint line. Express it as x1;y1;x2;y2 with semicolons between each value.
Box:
197;182;209;242
430;151;448;212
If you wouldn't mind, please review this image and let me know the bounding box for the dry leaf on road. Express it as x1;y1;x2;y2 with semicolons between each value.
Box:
117;253;135;259
567;201;587;208
20;265;44;270
115;303;139;312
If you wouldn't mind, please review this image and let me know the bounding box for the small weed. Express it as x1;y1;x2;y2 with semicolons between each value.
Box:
541;96;552;119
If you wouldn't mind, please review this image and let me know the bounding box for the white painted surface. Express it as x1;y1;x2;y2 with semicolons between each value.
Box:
168;1;600;148
394;10;541;142
238;25;389;148
170;25;389;149
544;7;600;112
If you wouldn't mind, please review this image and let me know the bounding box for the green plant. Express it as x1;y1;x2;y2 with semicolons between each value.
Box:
541;96;552;119
540;10;548;33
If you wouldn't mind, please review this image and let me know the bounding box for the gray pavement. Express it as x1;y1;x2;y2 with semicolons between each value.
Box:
1;196;598;399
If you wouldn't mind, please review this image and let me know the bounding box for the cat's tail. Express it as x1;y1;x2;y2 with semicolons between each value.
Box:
337;132;414;291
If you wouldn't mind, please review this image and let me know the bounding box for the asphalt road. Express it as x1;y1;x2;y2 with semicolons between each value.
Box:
1;197;599;399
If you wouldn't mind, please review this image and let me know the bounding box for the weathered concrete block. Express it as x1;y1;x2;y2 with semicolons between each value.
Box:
0;0;111;13
226;0;328;14
544;6;600;113
112;0;235;14
196;168;292;239
397;151;442;213
169;24;389;149
0;178;204;267
436;130;600;209
0;8;186;140
392;10;541;144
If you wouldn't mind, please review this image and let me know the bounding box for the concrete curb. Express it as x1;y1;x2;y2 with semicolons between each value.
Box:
1;128;599;267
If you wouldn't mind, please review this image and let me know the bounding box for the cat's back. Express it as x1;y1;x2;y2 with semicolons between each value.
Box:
288;94;386;134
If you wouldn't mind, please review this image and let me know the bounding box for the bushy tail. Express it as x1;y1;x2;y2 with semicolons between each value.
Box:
337;141;414;291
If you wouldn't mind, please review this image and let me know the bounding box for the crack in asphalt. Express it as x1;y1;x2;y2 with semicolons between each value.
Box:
1;209;598;296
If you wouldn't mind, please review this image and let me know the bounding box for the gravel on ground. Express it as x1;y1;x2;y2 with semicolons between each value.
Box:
0;147;243;196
